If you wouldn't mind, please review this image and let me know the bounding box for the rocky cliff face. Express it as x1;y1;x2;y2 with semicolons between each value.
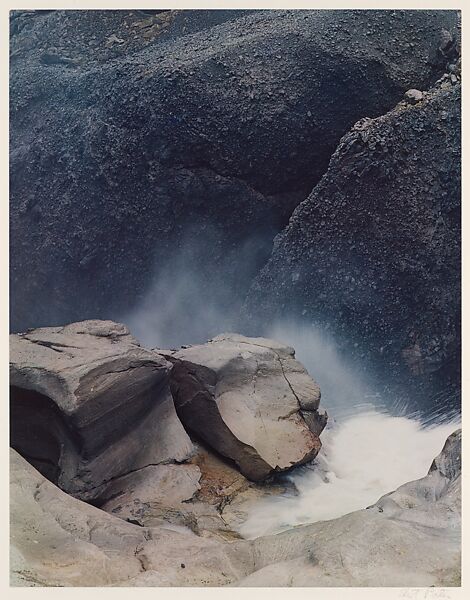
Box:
10;10;458;331
244;78;461;408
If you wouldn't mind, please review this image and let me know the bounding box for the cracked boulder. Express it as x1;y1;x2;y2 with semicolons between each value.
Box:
166;334;326;481
9;320;194;501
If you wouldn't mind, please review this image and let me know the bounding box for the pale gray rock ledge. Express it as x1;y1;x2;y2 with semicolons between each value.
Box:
10;429;461;587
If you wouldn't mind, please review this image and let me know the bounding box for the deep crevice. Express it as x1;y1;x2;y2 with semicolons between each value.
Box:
10;386;80;486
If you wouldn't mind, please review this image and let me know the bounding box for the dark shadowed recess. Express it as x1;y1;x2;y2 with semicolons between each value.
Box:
10;386;79;485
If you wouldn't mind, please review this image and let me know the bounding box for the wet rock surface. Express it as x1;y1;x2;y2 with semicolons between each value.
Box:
98;438;292;540
10;429;461;587
167;334;325;481
10;447;255;587
99;463;206;530
10;9;459;331
9;320;194;501
244;80;461;408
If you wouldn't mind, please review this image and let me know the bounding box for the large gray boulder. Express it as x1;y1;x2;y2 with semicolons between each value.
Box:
10;10;459;332
9;320;194;501
167;334;326;481
244;78;461;407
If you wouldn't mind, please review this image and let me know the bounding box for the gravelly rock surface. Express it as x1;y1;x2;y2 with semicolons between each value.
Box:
10;9;458;331
244;80;461;408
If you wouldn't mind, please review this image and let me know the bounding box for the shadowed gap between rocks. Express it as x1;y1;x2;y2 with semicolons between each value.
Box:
10;386;80;486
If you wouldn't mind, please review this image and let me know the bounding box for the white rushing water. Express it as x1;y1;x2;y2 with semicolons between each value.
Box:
238;409;459;539
238;321;460;540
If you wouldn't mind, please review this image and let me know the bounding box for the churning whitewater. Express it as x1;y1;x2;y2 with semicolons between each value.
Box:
236;322;460;539
238;409;459;539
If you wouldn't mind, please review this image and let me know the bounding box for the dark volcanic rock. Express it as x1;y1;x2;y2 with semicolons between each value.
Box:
10;9;458;331
244;81;461;407
166;333;325;481
9;320;194;501
9;9;259;62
